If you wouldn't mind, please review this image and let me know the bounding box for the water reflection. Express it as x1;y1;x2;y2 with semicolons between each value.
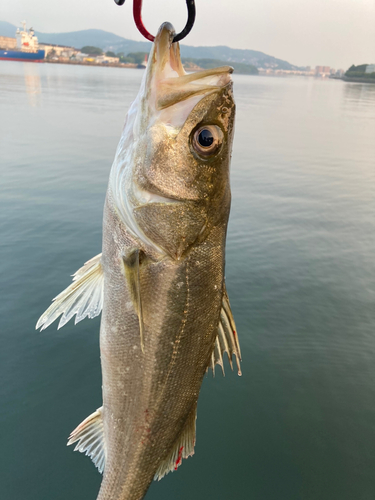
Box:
23;62;41;107
343;82;375;105
1;64;375;500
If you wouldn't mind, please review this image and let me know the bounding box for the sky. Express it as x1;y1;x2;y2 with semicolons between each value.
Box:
2;0;375;69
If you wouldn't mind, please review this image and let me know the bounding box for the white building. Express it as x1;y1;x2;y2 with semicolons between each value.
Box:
96;54;120;64
365;64;375;74
39;43;78;58
0;36;17;49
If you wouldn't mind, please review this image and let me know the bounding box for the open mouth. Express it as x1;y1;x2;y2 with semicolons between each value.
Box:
146;22;233;117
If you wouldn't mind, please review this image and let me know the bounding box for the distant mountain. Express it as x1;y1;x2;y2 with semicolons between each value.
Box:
180;45;297;71
0;20;17;37
0;20;300;70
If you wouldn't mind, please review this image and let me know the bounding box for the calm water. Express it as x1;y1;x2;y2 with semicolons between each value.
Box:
1;61;375;500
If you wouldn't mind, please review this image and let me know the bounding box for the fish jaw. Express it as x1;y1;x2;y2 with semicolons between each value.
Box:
139;21;233;129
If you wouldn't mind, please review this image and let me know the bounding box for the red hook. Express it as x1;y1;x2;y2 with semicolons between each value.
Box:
114;0;196;43
133;0;155;42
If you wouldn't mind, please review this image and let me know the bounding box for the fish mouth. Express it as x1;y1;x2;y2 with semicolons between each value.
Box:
146;22;233;113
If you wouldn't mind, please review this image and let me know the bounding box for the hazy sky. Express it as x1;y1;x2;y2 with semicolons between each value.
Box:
3;0;375;69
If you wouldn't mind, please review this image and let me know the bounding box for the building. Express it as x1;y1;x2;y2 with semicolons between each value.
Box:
39;43;78;58
315;66;331;76
365;64;375;74
0;36;17;50
95;54;120;64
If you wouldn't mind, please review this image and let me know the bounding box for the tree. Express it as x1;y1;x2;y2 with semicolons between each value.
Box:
47;48;57;59
125;52;148;64
106;51;116;58
345;64;370;77
81;46;103;56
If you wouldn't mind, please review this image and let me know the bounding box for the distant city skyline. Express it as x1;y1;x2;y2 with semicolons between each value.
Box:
2;0;375;69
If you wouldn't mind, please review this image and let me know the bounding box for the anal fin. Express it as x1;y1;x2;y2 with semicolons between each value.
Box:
154;403;197;481
209;282;242;376
67;407;106;474
36;253;103;330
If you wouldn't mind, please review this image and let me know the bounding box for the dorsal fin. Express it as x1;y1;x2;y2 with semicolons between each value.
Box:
36;253;103;331
209;283;242;376
154;403;197;481
67;407;106;474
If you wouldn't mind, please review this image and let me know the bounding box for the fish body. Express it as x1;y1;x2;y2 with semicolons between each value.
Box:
99;198;228;498
37;22;240;500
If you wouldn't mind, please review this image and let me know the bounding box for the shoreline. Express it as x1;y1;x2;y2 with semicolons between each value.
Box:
341;76;375;84
18;58;260;75
43;58;140;69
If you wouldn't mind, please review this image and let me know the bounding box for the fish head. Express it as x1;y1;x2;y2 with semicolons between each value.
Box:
111;23;235;259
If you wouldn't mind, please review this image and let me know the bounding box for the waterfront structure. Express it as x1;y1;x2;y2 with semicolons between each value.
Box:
259;68;314;76
137;54;148;68
95;54;120;64
0;36;17;50
0;22;45;62
315;66;331;76
39;43;78;59
70;52;120;64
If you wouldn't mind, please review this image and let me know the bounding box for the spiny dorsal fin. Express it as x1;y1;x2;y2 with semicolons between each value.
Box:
122;249;144;353
67;407;106;474
154;403;197;481
36;253;103;331
209;283;242;376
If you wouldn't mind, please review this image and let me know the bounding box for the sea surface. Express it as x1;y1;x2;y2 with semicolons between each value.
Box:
1;61;375;500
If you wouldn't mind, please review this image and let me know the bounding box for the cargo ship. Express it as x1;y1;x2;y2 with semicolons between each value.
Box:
0;22;45;62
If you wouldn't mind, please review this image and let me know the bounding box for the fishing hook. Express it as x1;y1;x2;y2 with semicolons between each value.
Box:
113;0;196;43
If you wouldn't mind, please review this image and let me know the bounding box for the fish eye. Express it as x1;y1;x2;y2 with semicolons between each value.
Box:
192;125;223;157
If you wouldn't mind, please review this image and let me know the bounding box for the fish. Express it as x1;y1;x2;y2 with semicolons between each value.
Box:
36;22;241;500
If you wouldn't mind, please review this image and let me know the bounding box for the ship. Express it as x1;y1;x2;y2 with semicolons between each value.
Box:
0;22;45;62
136;53;148;69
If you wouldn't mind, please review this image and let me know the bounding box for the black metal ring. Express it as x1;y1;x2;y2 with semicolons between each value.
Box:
173;0;196;43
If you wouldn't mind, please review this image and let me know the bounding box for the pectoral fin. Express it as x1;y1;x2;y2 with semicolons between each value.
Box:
209;283;242;376
122;249;144;353
154;403;197;481
36;253;103;331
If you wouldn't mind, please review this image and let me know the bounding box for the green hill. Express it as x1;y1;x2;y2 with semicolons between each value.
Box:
0;20;16;37
345;64;375;79
0;20;300;70
182;57;258;75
